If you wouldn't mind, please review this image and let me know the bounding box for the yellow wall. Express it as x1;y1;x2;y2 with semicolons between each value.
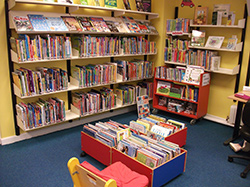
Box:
0;0;249;139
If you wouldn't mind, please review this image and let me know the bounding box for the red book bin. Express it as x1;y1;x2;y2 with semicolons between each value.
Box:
81;127;187;187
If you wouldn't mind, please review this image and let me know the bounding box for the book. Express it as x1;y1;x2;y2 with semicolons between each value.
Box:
136;95;150;119
142;0;151;12
227;37;238;50
114;18;130;32
123;0;131;10
76;16;97;32
13;16;33;31
44;17;68;31
105;20;119;32
121;16;141;33
211;11;217;25
193;6;208;25
210;56;221;71
183;65;204;84
135;0;144;11
27;14;50;31
104;0;117;8
136;20;150;33
61;16;82;31
227;11;235;26
158;96;167;106
89;17;111;32
216;11;223;25
191;30;205;47
205;36;224;49
156;81;171;95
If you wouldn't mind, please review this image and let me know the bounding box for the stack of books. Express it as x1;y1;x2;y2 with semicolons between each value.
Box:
12;67;68;96
16;97;66;130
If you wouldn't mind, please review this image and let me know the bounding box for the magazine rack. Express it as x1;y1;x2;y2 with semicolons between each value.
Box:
81;131;187;187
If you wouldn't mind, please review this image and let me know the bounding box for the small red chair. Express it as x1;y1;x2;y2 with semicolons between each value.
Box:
68;157;149;187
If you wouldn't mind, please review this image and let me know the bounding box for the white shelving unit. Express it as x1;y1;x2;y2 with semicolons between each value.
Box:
6;0;159;132
190;19;246;29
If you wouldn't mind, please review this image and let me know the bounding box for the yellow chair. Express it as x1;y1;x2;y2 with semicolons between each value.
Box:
67;157;117;187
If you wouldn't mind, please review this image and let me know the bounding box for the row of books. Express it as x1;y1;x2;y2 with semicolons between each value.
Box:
72;35;156;58
11;34;157;62
159;97;197;115
12;67;68;97
116;60;154;81
10;35;72;62
116;83;153;105
71;63;117;88
164;48;220;71
155;66;186;83
83;118;181;168
13;13;158;34
70;60;153;88
157;81;199;102
165;37;189;51
16;97;66;130
72;88;116;116
129;114;185;140
166;18;190;34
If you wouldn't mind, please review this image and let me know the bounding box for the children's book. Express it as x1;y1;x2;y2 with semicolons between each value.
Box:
144;21;158;34
191;30;205;47
136;95;150;119
227;37;238;50
193;6;208;25
156;81;171;95
121;16;141;33
123;0;131;10
135;0;144;11
114;18;130;32
89;17;111;32
45;17;68;31
61;16;82;31
105;20;119;32
13;16;33;31
76;16;97;32
27;14;50;31
142;0;151;12
104;0;117;8
210;56;221;71
227;11;235;26
205;36;224;49
136;20;150;33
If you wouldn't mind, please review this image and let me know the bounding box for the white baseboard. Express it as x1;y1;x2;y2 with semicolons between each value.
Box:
204;114;234;127
1;106;136;145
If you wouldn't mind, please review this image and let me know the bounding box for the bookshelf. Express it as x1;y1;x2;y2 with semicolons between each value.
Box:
5;0;159;134
153;67;210;125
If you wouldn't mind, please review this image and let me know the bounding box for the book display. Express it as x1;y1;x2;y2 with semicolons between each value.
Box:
81;117;187;186
6;0;159;133
153;66;210;124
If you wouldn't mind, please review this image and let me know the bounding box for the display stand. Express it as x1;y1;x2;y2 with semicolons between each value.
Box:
153;68;210;124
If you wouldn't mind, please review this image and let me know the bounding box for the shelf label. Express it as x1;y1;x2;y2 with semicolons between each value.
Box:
202;73;210;86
